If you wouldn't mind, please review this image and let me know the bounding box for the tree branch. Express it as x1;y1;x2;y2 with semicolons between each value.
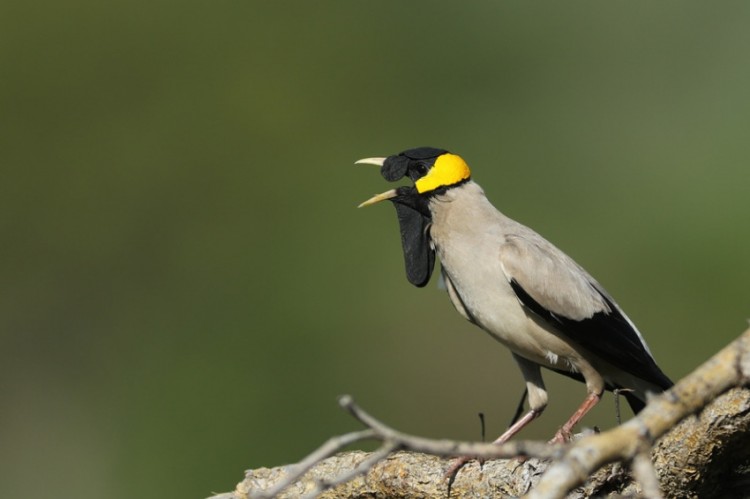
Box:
212;327;750;498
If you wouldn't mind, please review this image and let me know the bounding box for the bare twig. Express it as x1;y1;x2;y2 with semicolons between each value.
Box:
250;429;377;499
612;388;633;426
224;327;750;499
253;395;561;497
525;327;750;499
339;394;559;460
299;443;399;499
631;449;663;499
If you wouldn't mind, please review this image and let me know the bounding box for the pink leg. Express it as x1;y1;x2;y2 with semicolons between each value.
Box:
492;408;541;444
549;392;601;444
444;408;541;479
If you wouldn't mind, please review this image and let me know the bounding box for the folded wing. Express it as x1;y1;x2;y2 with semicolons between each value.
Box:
500;234;672;390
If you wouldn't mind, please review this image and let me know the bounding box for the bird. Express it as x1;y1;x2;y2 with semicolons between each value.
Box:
356;146;673;446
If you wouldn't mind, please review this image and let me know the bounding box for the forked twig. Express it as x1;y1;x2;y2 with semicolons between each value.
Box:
241;328;750;499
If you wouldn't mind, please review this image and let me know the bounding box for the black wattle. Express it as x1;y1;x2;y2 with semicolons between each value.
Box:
393;203;435;287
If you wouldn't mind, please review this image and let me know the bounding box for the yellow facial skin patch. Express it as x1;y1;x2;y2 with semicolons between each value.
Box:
415;153;472;194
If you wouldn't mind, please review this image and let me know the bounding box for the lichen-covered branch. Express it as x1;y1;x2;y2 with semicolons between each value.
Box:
211;327;750;499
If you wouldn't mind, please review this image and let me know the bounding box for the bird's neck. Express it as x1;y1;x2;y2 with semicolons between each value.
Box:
427;181;512;243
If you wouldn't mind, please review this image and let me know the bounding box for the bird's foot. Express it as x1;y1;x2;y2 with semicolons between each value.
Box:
548;428;572;445
444;455;482;480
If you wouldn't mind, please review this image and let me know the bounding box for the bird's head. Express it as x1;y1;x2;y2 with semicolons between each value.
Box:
356;147;472;287
356;147;471;208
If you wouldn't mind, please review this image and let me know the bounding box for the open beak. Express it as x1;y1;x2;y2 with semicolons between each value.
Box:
356;156;394;207
358;188;398;208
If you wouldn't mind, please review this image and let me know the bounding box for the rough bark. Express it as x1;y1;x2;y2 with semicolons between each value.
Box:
210;327;750;499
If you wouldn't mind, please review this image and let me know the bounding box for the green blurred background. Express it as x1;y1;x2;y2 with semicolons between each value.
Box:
2;2;749;497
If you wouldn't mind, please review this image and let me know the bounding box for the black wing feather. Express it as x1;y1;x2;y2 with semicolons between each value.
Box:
510;279;673;391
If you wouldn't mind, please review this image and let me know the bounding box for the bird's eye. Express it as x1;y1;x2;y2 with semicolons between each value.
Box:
415;163;428;176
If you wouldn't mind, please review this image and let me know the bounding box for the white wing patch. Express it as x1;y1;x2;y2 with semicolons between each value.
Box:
545;350;559;365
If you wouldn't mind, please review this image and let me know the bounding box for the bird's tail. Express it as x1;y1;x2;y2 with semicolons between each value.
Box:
622;374;674;414
623;391;646;413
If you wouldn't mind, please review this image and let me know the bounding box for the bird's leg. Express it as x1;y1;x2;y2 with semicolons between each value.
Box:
445;357;547;480
549;391;601;444
490;355;547;445
445;409;542;478
508;388;528;426
444;407;542;479
492;407;542;444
